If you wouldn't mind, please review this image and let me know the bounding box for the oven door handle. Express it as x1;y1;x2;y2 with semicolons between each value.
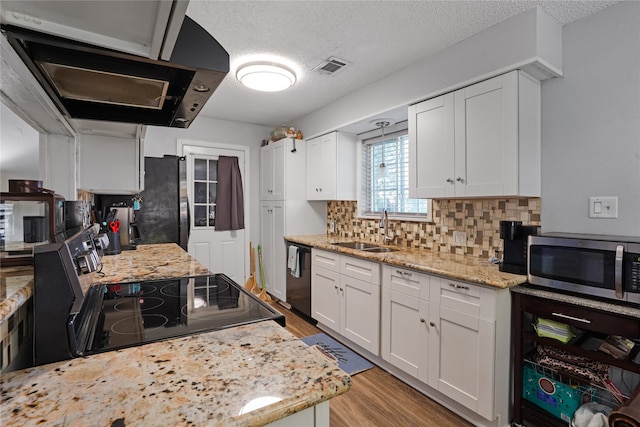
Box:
615;244;624;298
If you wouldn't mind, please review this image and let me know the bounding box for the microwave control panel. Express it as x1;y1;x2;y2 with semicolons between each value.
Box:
628;252;640;292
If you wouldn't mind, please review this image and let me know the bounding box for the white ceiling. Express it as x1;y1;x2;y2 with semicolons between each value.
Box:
187;0;621;135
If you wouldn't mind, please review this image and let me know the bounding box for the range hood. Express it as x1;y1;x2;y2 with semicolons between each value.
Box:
1;16;229;128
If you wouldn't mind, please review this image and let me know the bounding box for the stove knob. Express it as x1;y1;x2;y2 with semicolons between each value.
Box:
78;254;92;274
77;250;100;274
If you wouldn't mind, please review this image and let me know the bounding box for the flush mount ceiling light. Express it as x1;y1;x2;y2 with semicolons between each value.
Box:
236;62;296;92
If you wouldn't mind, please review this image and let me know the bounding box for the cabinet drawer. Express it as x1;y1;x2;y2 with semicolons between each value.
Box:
312;249;340;271
521;296;640;338
382;264;429;300
433;277;496;320
341;255;380;285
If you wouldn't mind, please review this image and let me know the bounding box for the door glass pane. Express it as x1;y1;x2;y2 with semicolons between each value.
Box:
194;182;208;204
209;205;215;227
209;160;218;181
194;205;207;227
194;159;207;180
209;185;217;203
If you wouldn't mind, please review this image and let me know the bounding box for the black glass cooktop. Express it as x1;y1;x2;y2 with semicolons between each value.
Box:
84;274;285;355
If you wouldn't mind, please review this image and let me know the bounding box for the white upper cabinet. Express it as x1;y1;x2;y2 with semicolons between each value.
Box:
306;131;358;201
77;133;144;194
260;140;286;200
409;70;541;199
408;93;456;198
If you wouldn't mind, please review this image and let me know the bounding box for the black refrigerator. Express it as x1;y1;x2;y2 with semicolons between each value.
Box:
135;156;189;250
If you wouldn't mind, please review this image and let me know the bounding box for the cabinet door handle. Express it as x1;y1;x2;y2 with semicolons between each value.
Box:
334;285;338;290
448;283;468;290
420;318;426;323
551;312;592;324
446;178;454;184
456;177;464;183
396;270;412;278
429;322;436;327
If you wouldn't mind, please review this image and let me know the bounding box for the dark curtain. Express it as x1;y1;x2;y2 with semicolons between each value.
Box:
216;156;245;231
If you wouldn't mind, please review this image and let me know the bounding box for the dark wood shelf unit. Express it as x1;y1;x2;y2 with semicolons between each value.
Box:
512;291;640;426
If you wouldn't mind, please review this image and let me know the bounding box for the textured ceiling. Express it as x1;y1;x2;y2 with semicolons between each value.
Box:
188;0;621;134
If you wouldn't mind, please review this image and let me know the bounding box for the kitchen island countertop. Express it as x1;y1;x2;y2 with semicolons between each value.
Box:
0;243;212;324
1;320;352;427
286;234;527;289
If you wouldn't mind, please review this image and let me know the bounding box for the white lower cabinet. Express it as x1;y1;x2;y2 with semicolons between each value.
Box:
311;249;380;354
381;266;430;380
381;264;510;424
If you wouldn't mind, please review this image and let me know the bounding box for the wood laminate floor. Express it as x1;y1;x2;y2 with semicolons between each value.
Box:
271;302;474;427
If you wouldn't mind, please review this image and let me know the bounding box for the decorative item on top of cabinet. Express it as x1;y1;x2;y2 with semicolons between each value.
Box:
408;69;540;199
306;131;358;201
259;138;326;301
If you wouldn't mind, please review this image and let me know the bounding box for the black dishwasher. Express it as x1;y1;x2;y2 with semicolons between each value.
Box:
285;242;313;320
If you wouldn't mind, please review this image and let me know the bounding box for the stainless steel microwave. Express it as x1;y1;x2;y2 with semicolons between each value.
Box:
527;233;640;305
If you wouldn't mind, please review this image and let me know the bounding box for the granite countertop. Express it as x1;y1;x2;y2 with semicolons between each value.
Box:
1;321;352;427
511;285;640;318
93;243;212;284
0;266;34;324
285;234;527;289
0;244;212;324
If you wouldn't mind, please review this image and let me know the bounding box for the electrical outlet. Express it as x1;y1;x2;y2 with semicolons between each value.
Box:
329;220;336;233
453;231;467;246
589;197;618;218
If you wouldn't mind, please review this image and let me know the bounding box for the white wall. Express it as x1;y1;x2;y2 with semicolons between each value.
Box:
541;1;640;236
144;116;271;247
0;103;40;191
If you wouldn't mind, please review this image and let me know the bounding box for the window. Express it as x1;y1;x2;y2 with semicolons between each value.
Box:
361;131;429;218
193;157;217;227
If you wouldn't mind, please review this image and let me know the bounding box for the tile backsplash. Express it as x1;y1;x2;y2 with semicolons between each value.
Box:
326;198;541;258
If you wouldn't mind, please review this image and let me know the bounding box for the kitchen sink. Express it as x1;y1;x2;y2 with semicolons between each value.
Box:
331;242;398;253
362;247;397;253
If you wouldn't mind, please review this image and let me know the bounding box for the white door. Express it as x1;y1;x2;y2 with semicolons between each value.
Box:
311;266;341;330
181;144;247;284
408;92;455;198
454;71;518;197
382;288;422;376
341;275;380;354
428;303;495;418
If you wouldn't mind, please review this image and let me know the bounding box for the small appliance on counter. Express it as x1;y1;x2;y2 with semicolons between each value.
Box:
0;184;66;266
499;220;540;275
528;233;640;305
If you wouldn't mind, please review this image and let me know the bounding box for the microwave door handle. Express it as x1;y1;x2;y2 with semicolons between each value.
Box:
615;245;624;298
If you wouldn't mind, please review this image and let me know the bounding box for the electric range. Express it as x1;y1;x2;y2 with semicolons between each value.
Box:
32;226;284;367
88;274;285;354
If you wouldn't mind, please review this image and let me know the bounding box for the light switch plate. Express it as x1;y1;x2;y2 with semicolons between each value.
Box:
453;231;467;246
589;197;618;218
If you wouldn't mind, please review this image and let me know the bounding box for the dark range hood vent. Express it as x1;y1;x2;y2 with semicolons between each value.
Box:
1;16;229;128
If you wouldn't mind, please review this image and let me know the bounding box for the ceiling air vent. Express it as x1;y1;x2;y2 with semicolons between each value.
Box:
313;57;351;75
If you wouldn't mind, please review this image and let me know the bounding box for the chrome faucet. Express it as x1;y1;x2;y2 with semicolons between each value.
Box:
380;209;394;242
